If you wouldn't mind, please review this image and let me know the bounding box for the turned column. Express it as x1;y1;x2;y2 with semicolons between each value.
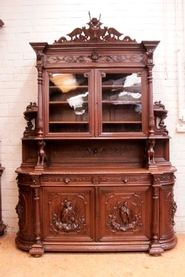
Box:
29;174;44;257
149;173;164;255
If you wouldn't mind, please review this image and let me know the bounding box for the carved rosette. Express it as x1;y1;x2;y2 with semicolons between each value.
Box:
106;193;143;233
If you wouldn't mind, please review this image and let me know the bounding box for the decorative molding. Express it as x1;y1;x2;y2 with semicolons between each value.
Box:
47;54;144;64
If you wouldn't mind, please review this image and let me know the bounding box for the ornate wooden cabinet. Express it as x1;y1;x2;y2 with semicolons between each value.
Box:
0;163;5;236
0;22;6;236
15;16;177;257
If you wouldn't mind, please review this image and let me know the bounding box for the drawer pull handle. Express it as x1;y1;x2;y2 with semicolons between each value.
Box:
64;178;70;184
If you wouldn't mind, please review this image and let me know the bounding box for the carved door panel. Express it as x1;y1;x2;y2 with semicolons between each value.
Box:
97;186;152;241
159;185;177;239
42;187;95;241
16;186;34;242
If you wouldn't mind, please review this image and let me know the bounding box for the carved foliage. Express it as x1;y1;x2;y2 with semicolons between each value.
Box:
49;193;87;234
153;101;169;136
15;188;33;237
23;102;38;138
164;189;177;232
106;193;144;233
54;15;135;43
47;53;144;64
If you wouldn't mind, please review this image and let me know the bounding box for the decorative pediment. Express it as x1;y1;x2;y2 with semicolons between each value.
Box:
54;13;135;43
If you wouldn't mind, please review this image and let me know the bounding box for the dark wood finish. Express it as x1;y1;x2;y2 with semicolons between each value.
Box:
15;15;177;256
0;164;5;235
0;20;4;27
0;22;6;235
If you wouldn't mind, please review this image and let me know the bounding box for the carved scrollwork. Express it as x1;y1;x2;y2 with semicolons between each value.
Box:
23;102;38;138
54;13;136;43
47;54;144;64
169;199;177;226
87;147;105;156
91;176;100;185
153;101;169;136
15;193;26;232
165;190;177;232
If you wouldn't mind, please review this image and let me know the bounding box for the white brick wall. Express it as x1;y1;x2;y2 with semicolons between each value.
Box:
0;0;185;233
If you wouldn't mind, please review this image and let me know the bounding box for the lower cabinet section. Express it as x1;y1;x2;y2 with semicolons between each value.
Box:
15;170;177;257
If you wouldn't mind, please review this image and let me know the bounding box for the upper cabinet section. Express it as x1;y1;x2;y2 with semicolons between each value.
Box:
29;14;159;139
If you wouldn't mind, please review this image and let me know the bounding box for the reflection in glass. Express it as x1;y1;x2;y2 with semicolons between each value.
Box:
102;73;142;132
49;73;89;133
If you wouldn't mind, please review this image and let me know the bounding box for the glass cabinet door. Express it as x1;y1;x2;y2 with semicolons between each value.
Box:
46;71;93;136
98;71;143;135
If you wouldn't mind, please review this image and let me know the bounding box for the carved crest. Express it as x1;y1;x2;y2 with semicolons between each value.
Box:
55;12;135;43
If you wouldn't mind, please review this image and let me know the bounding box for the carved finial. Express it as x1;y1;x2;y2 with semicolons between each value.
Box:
88;11;91;21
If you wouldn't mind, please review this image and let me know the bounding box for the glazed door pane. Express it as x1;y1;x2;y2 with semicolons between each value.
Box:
48;72;92;135
100;72;142;134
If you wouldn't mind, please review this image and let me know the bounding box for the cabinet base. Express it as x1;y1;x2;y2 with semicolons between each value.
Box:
15;235;178;257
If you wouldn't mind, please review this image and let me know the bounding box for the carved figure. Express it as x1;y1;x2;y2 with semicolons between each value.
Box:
26;102;36;110
147;139;155;165
51;199;86;233
119;202;131;225
107;27;123;39
60;200;74;223
67;28;82;40
37;141;46;166
109;201;139;232
54;13;128;43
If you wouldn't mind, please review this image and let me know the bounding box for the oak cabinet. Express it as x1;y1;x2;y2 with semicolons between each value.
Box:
15;15;177;256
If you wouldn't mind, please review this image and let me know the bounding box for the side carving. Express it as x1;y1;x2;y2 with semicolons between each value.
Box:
153;101;169;136
165;190;177;233
15;191;28;235
23;102;37;137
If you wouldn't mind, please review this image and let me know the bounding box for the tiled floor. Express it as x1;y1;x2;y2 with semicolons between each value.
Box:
0;232;185;277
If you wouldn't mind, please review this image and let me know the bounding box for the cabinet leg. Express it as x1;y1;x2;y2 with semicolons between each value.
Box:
29;243;44;257
149;240;164;256
0;222;6;236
